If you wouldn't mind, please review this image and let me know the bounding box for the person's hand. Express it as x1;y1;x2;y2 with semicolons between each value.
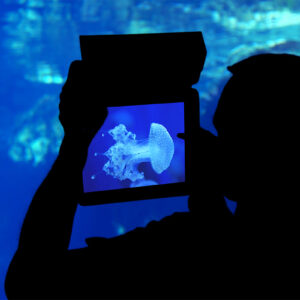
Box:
178;127;229;217
59;60;108;146
177;127;216;180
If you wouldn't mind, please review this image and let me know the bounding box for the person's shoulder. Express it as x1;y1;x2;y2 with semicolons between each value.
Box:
69;211;193;255
118;211;192;240
148;211;191;227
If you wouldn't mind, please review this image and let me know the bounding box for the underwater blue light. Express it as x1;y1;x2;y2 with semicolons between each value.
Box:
1;1;300;299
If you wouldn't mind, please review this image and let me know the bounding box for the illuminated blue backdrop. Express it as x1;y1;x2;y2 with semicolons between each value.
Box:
1;1;300;298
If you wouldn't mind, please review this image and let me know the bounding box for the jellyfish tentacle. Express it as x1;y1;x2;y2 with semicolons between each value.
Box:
102;124;144;182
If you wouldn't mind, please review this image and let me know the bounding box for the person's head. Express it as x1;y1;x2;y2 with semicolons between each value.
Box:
213;53;300;219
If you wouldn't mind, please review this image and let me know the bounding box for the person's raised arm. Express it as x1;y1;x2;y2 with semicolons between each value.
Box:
5;61;107;298
18;61;107;251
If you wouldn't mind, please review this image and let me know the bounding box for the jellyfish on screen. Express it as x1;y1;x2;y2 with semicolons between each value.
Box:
102;123;174;183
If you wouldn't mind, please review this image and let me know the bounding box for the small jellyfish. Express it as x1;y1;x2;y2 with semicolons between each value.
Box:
102;123;174;182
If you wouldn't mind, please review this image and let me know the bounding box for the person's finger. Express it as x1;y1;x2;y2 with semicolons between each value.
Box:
67;60;84;80
177;133;185;139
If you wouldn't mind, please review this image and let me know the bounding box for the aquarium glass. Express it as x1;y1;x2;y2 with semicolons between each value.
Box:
1;1;300;298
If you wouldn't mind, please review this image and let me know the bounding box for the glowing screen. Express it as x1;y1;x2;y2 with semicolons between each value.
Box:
83;102;185;192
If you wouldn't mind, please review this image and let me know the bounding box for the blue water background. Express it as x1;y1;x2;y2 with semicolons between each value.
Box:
1;1;300;298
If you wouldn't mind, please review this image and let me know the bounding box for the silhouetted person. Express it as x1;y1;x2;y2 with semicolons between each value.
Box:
5;60;232;299
213;53;300;298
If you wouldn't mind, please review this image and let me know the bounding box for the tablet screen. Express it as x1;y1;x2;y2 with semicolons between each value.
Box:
83;102;185;193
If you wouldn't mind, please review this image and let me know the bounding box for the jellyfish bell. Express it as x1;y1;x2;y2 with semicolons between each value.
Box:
149;123;174;174
102;123;175;183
